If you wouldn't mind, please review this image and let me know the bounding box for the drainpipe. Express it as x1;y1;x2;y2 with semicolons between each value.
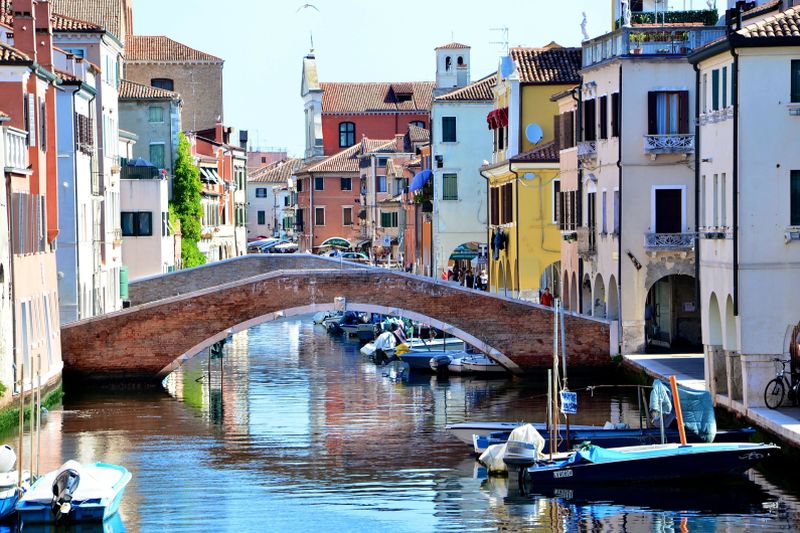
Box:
480;167;491;289
616;63;624;353
732;47;739;316
310;176;314;251
509;161;521;298
693;61;701;312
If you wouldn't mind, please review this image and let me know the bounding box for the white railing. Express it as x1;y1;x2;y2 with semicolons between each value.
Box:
644;232;695;250
644;134;695;155
577;140;597;160
4;127;28;171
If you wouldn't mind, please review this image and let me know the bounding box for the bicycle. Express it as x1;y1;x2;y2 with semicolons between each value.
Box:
764;358;800;409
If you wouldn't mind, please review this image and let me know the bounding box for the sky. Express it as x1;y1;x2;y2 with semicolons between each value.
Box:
132;0;724;157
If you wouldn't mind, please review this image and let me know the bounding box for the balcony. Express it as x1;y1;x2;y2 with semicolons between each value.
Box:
577;141;597;162
121;165;162;180
577;226;596;257
582;25;726;68
4;127;28;172
643;134;694;156
644;232;695;251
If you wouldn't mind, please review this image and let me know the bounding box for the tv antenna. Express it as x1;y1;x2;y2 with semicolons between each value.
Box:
490;27;509;55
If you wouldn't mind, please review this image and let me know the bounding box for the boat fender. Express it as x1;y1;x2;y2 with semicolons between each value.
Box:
51;468;81;521
0;445;15;473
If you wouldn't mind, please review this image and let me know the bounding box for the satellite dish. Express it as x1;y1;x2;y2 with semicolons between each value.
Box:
525;123;543;144
522;172;537;181
500;56;515;78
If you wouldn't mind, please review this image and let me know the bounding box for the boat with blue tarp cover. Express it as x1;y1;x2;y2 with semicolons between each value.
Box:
521;441;779;485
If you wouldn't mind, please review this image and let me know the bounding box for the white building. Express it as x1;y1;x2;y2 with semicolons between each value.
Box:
53;48;101;324
575;4;725;354
247;159;301;240
691;2;800;409
120;172;174;280
53;10;125;316
431;67;494;277
0;114;13;389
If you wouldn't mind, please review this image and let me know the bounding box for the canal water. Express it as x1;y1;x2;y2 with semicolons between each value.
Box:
6;316;800;531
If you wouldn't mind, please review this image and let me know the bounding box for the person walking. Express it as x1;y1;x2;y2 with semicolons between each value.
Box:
540;287;554;307
465;269;475;289
479;270;489;291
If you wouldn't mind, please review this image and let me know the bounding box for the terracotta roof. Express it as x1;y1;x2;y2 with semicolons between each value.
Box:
435;42;470;50
436;73;496;101
249;158;303;184
0;42;31;64
0;110;9;120
119;79;181;100
51;0;123;39
126;35;222;63
52;12;103;32
321;82;434;114
510;141;559;164
510;45;581;84
737;6;800;38
301;139;396;173
55;69;79;82
408;124;430;144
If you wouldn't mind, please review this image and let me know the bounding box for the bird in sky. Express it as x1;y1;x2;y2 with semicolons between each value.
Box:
296;4;320;13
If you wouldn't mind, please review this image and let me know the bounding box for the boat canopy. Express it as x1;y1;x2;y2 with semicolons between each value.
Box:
649;379;717;443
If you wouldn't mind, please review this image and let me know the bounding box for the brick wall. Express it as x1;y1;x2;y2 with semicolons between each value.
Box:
125;62;223;132
63;259;611;384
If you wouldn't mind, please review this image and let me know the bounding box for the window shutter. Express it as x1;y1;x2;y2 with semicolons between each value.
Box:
27;94;36;147
712;69;720;110
679;90;690;134
599;95;608;140
647;92;658;135
553;115;561;152
611;93;620;137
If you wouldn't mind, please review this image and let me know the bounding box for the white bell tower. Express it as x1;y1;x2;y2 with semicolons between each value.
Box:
434;43;471;96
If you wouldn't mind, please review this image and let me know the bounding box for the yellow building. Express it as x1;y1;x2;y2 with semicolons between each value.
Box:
481;44;581;302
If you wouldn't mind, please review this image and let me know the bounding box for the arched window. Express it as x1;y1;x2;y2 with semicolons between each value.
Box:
457;56;464;66
339;121;355;148
151;78;174;91
409;120;425;129
445;56;452;71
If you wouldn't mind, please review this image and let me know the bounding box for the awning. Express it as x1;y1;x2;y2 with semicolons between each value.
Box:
409;169;432;193
200;168;219;184
449;243;479;261
320;237;351;249
354;239;371;248
486;107;509;130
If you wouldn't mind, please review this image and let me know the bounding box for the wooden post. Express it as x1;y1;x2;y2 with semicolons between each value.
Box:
669;375;687;445
17;364;24;489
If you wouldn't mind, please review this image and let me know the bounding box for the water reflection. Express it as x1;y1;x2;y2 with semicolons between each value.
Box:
2;316;799;531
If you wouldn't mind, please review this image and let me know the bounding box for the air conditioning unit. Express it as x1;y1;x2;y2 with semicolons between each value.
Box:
435;155;443;168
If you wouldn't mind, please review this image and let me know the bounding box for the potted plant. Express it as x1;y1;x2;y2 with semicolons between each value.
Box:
629;32;646;54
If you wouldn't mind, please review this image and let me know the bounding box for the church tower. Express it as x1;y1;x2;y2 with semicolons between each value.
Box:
301;52;324;159
434;43;470;96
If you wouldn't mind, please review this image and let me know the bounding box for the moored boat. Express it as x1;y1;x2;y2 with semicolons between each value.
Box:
0;445;29;521
360;337;465;358
17;461;131;523
521;442;779;485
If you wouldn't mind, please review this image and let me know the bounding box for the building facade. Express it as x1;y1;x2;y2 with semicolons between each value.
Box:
247;159;301;241
691;2;800;409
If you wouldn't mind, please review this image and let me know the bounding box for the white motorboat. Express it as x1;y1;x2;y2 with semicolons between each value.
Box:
360;337;465;358
17;460;131;523
0;445;29;520
432;353;507;375
447;421;600;446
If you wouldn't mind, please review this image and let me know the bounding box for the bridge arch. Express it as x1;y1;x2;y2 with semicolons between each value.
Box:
60;255;612;385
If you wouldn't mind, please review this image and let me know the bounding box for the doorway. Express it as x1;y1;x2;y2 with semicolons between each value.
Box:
645;274;700;352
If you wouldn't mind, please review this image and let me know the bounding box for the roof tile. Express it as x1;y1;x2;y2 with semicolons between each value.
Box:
301;139;397;173
126;35;222;63
737;6;800;38
119;79;181;100
511;141;559;163
249;158;303;184
436;73;496;101
0;42;31;64
510;45;582;84
321;82;434;114
52;12;102;32
435;42;471;50
408;124;430;144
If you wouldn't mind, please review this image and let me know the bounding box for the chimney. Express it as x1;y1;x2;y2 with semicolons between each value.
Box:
239;130;249;150
395;134;405;152
34;0;53;69
214;120;224;144
12;0;37;62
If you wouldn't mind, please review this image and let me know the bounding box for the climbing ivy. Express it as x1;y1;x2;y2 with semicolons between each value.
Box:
170;132;206;268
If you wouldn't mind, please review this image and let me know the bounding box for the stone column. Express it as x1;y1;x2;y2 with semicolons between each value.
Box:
741;353;777;409
704;344;726;397
726;351;742;403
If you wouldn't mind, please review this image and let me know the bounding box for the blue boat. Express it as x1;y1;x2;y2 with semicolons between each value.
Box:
17;461;131;523
521;442;779;486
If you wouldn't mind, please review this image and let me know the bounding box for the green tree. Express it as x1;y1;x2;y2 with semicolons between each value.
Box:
171;132;206;268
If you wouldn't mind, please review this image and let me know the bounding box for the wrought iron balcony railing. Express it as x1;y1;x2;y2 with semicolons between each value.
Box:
577;226;596;257
644;134;695;155
577;140;597;161
644;232;695;251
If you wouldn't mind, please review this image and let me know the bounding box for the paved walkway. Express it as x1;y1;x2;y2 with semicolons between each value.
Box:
624;352;800;449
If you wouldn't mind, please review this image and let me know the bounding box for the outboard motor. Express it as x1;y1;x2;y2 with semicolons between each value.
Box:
51;468;80;521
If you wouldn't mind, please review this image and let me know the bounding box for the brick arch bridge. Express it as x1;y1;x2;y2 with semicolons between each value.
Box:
60;255;612;384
